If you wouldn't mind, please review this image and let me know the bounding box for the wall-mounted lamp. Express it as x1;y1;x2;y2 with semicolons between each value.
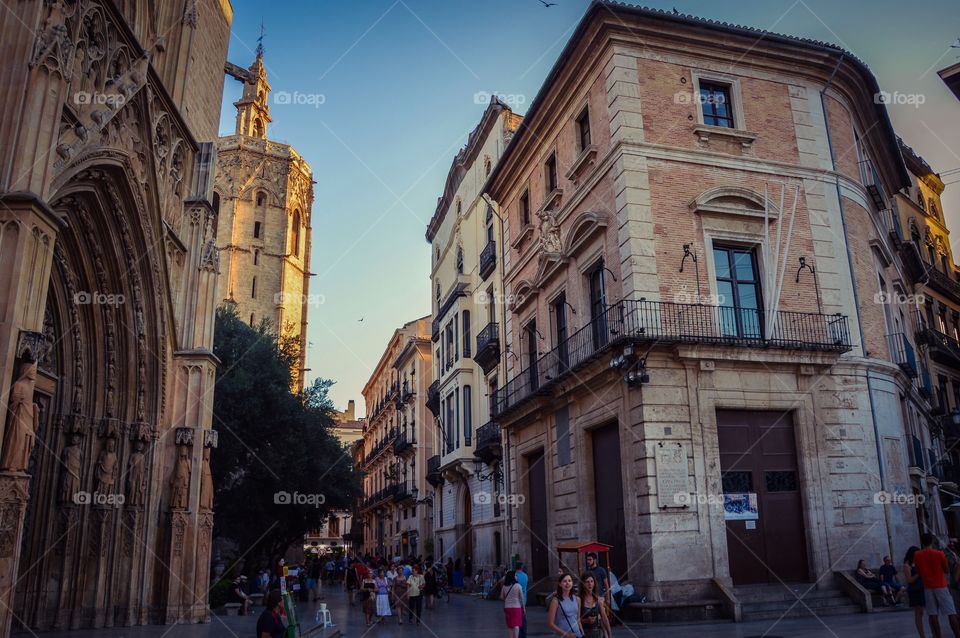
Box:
795;256;823;315
601;266;619;282
680;243;702;301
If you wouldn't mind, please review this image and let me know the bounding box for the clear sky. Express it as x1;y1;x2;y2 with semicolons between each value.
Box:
218;0;960;416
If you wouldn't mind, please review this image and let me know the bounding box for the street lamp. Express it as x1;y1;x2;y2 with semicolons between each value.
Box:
411;486;433;507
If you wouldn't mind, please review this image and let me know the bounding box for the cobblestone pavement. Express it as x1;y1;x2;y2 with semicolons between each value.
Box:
22;587;925;637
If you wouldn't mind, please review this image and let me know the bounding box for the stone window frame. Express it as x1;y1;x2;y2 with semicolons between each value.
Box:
701;229;769;317
690;69;747;131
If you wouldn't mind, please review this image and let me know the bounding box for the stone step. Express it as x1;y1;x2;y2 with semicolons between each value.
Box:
741;603;862;621
733;583;841;603
741;595;855;613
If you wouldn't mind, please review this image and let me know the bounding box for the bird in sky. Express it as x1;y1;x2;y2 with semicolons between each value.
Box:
358;317;364;322
538;0;557;7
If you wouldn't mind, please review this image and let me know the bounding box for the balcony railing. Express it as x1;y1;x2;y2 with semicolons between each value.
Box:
474;322;501;374
426;380;440;417
493;298;851;417
393;431;415;456
859;159;885;209
426;455;443;487
362;428;398;468
473;421;502;465
479;239;496;280
926;265;960;303
920;327;960;370
886;333;918;377
880;208;903;243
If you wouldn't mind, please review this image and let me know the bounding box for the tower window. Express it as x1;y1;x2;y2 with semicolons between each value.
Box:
251;276;257;299
253;250;260;266
292;211;302;256
254;221;262;238
256;192;266;207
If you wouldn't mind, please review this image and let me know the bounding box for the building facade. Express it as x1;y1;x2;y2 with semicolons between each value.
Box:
0;0;231;634
483;2;934;609
424;99;521;574
359;318;434;559
214;50;313;391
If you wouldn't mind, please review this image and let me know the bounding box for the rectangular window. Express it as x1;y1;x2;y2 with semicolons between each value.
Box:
713;245;763;339
525;319;539;392
545;154;558;194
463;385;472;446
553;293;569;373
589;262;608;349
463;311;471;358
455;388;461;448
254;221;262;238
520;190;530;226
445;396;454;454
699;81;734;128
251;277;257;299
454;314;460;361
487;286;496;323
576;107;591;151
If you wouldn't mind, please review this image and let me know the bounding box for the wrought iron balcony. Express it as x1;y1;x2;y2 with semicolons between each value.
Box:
859;159;885;210
393;485;413;504
426;454;443;487
479;239;496;280
880;208;903;244
493;298;852;418
886;333;918;377
920;327;960;370
926;266;960;303
426;380;440;417
474;322;500;374
362;428;398;468
393;430;415;456
473;422;502;465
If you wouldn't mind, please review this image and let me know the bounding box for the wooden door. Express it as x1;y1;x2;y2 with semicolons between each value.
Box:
527;451;549;581
592;424;628;578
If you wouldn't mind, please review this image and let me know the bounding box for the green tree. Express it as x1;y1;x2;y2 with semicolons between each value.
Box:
211;307;361;565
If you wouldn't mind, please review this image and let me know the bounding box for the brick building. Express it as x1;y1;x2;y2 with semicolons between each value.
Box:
482;2;939;617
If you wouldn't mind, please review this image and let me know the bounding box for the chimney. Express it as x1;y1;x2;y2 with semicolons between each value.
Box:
347;400;355;420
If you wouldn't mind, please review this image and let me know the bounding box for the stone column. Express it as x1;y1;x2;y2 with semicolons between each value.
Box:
192;429;218;622
163;427;195;624
0;473;30;638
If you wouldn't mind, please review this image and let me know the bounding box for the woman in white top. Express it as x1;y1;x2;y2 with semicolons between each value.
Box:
547;573;584;638
500;570;525;637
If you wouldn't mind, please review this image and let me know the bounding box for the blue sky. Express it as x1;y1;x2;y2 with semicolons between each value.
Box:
218;0;960;415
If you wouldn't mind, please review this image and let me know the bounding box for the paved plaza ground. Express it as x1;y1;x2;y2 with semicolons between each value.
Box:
19;587;934;638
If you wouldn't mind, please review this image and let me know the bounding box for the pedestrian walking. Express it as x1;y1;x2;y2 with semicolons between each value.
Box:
501;570;525;638
374;568;393;623
905;546;927;638
579;573;612;638
345;560;360;606
392;568;409;624
547;573;584;638
407;564;425;625
424;564;438;609
914;533;960;638
516;563;529;638
361;573;377;626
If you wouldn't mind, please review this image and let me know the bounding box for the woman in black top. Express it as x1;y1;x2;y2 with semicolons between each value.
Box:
424;565;438;609
579;573;611;638
256;590;286;638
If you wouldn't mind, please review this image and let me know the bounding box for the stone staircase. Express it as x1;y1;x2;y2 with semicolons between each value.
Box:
735;583;861;621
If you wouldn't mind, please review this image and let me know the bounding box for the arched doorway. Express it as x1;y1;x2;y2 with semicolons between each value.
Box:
457;483;474;565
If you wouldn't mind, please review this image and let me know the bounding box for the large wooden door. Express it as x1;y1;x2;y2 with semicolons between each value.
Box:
526;451;549;581
717;410;808;585
592;424;628;578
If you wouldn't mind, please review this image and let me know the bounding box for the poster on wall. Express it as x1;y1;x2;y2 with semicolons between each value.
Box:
724;493;759;520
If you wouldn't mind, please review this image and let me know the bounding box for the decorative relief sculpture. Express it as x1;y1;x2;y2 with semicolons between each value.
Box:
536;208;562;256
94;438;118;497
0;362;40;473
169;445;191;510
199;446;213;511
126;440;146;507
59;434;82;504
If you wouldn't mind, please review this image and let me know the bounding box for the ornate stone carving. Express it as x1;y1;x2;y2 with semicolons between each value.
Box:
93;438;118;498
169;445;191;510
59;433;83;504
536;208;562;256
174;427;194;447
0;362;39;472
171;510;188;557
126;440;146;507
199;446;213;511
29;1;78;79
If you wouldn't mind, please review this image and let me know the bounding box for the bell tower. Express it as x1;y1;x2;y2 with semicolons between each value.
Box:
233;40;271;138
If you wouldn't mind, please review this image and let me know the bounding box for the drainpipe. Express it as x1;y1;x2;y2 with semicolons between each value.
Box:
820;55;895;560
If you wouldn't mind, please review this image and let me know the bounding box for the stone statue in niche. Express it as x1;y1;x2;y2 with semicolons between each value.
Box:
169;445;191;509
199;446;214;511
0;362;40;472
94;438;118;497
60;434;82;503
127;440;146;506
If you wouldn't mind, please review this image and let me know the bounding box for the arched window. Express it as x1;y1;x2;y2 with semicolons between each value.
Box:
256;191;266;207
212;192;220;216
253;118;264;138
917;189;926;210
291;211;302;256
929;199;940;221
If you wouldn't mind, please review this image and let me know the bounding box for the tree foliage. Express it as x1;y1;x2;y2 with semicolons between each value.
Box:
211;307;361;564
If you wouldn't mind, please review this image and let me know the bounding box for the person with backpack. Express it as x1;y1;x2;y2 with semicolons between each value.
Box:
501;570;525;638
